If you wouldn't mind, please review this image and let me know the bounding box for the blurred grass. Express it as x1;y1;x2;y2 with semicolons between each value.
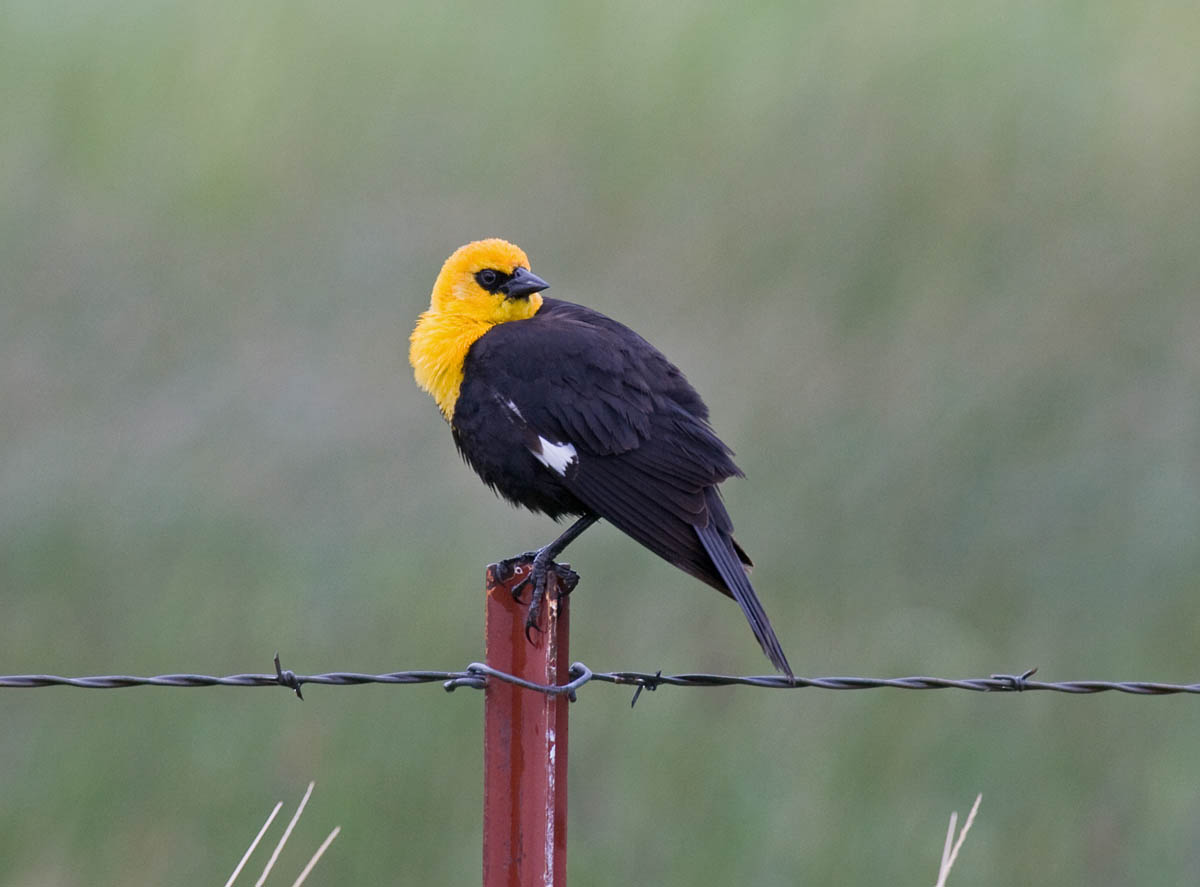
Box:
2;1;1200;884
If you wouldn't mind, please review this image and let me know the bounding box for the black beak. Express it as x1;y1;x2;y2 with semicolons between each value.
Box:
500;267;550;299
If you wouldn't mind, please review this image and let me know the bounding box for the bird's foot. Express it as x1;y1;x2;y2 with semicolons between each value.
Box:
496;550;580;643
495;550;538;597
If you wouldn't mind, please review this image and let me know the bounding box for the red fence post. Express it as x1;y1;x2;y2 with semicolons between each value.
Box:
483;563;570;887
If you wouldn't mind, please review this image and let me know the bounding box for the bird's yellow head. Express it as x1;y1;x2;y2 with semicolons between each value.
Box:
427;238;547;319
410;239;550;420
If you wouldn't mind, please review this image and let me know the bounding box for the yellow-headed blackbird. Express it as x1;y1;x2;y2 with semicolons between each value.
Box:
410;239;792;675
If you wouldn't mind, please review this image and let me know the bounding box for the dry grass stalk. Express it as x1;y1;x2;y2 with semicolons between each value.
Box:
224;782;340;887
934;793;982;887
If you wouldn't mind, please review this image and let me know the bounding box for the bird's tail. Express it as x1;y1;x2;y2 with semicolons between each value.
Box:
695;522;793;677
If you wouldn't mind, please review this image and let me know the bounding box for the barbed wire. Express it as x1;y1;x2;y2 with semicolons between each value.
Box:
1;655;1198;706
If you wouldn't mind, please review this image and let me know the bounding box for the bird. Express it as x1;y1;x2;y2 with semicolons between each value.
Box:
410;238;792;676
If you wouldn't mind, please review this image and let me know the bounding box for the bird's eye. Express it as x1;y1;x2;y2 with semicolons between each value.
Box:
475;269;502;291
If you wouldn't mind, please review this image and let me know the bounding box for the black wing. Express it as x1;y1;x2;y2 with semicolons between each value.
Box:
457;299;792;674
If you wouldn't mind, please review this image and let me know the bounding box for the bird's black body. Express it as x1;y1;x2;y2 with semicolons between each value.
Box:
450;297;791;674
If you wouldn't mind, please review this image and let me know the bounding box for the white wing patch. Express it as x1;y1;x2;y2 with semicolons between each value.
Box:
532;436;578;476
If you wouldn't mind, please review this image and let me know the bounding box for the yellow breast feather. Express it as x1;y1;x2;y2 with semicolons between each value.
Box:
410;239;545;420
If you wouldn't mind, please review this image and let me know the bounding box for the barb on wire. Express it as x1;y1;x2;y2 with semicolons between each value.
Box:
630;670;662;708
274;652;304;700
2;656;1199;701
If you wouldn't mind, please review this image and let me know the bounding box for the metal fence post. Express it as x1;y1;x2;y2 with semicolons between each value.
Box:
483;563;570;887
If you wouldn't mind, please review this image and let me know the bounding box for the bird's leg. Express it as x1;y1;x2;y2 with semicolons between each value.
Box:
497;514;598;640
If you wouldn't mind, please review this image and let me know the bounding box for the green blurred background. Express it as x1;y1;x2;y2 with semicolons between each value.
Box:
3;2;1199;884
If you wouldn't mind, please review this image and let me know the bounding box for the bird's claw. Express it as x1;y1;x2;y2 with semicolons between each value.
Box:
553;563;580;595
496;551;538;596
495;552;538;601
497;552;580;642
521;561;579;639
524;609;542;643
